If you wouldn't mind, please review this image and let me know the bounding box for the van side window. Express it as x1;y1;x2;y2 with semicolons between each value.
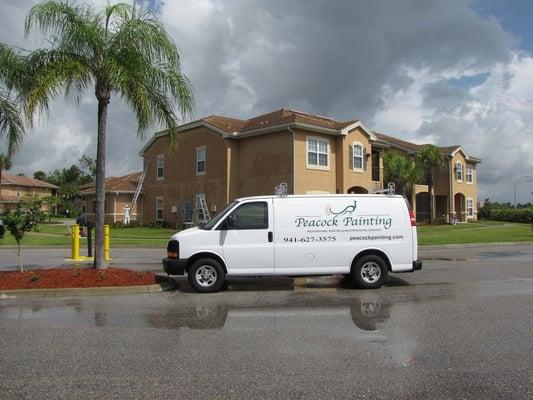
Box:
220;202;268;230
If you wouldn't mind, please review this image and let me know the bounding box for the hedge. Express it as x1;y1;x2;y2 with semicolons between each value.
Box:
488;208;533;223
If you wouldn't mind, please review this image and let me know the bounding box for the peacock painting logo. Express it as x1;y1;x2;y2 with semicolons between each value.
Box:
326;201;357;216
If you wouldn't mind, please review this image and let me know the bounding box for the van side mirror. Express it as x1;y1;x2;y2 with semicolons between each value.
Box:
226;214;234;229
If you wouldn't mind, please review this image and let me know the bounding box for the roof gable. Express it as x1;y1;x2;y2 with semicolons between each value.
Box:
80;171;142;194
0;172;59;189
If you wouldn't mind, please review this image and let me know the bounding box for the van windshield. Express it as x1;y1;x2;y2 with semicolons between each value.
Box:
201;200;239;230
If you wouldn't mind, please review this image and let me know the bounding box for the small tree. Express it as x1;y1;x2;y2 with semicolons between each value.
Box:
2;196;45;271
383;152;422;199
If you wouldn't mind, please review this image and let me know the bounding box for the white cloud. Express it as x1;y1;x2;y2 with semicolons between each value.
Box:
395;54;533;202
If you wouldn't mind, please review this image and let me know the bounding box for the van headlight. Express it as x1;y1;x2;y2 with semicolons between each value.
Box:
166;240;179;259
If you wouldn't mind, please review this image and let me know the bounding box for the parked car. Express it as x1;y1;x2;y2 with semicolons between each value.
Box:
163;194;422;292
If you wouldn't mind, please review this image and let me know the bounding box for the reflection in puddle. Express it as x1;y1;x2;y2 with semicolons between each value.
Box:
0;292;435;368
0;297;392;332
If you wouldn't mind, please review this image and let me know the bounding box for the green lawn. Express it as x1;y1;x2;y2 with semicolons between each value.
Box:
0;223;177;247
417;220;533;245
1;220;532;247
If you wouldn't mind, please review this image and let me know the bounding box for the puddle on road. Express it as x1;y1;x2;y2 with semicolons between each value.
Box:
0;296;396;332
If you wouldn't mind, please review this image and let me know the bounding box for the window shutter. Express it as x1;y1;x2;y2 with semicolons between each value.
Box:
349;145;353;169
363;147;367;171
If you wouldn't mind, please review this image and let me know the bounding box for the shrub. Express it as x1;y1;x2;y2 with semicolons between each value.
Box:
489;208;533;223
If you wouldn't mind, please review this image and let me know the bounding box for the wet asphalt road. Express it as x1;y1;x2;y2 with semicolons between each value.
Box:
1;245;533;399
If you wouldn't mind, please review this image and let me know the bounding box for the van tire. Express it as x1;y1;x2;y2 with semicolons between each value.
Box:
188;258;225;293
352;255;388;289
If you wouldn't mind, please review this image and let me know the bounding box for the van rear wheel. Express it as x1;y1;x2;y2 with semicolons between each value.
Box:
188;258;225;293
352;255;388;289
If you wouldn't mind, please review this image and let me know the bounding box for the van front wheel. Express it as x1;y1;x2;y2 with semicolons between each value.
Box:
188;258;225;293
352;255;388;289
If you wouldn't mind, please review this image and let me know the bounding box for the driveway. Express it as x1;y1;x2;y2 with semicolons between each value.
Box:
1;245;532;399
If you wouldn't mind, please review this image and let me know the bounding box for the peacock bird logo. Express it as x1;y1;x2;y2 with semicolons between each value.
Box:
326;201;357;216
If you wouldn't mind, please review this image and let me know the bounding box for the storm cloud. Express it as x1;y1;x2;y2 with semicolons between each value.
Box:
0;0;530;201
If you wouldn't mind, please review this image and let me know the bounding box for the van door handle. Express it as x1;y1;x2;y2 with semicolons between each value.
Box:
268;231;273;242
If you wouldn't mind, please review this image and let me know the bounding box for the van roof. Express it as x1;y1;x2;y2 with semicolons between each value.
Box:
235;194;405;202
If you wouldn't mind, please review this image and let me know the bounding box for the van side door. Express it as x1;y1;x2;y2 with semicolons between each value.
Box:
217;200;275;274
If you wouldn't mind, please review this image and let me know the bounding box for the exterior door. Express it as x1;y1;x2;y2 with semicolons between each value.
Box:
218;200;274;274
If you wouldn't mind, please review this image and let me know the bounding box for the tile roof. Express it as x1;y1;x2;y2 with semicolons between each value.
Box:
374;132;460;155
202;109;357;135
142;108;474;159
374;132;422;152
0;172;59;189
80;171;142;194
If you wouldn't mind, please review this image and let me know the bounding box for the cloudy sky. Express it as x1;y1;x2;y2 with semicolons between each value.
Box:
1;0;533;202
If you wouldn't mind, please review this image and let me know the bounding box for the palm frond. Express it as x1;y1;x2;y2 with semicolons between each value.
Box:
20;48;93;119
26;1;104;60
0;91;25;156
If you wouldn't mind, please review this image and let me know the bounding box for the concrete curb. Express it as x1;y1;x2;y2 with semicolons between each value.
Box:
419;241;533;250
0;277;176;299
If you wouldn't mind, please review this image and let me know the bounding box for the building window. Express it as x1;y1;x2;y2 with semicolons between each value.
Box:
352;142;364;171
196;146;206;176
466;165;473;183
156;154;164;180
307;137;329;169
455;161;463;181
466;198;474;218
156;196;164;222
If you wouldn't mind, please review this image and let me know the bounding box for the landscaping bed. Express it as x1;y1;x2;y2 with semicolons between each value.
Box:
0;268;157;290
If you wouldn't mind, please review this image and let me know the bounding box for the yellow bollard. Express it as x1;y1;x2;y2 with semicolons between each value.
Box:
71;224;80;260
104;224;111;261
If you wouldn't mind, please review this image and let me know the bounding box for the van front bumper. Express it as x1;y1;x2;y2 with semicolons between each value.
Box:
413;259;422;271
163;258;187;275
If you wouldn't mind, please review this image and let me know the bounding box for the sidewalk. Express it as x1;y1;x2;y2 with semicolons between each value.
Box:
0;247;164;271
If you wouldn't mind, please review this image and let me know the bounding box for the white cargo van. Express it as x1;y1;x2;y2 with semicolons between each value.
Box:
163;194;422;292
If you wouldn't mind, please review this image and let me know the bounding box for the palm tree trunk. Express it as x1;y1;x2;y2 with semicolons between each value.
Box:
0;167;3;212
427;172;434;225
428;182;433;224
93;96;108;269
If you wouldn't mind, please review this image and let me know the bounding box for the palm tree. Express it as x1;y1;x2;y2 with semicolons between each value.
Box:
20;1;194;268
0;44;26;211
383;151;423;200
0;153;13;211
416;145;445;224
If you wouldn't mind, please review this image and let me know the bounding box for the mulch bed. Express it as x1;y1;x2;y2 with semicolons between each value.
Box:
0;268;157;290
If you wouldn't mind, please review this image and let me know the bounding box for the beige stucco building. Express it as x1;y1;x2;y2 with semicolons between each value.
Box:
139;109;480;226
80;172;143;225
0;172;59;212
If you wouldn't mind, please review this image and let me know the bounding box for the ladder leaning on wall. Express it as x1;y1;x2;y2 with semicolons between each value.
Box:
193;193;211;225
131;169;147;213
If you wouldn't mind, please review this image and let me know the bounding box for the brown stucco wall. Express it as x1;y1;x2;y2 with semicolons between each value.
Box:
433;163;451;197
143;127;229;226
0;185;56;212
83;193;140;224
236;131;293;197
